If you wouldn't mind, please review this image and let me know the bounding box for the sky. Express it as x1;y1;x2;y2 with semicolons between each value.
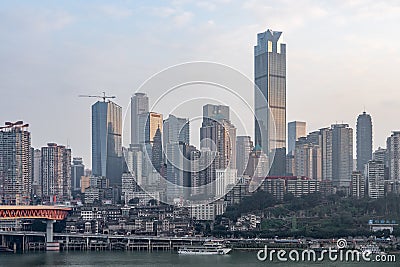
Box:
1;0;400;167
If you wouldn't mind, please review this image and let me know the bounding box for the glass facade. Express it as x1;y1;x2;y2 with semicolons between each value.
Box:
92;101;122;185
254;29;286;175
254;30;286;154
356;111;373;171
131;93;149;145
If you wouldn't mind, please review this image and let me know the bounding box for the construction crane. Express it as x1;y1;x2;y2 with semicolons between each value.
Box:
0;121;29;130
78;91;116;102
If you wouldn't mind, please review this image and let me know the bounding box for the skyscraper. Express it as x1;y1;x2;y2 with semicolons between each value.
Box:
200;104;236;170
163;114;190;198
366;160;385;199
288;121;306;155
151;127;163;172
138;112;163;145
356;111;373;171
351;171;365;199
0;122;32;205
254;29;286;175
131;93;149;145
92;100;122;185
32;148;41;197
331;124;353;188
71;157;85;193
294;140;322;181
41;143;71;202
387;131;400;181
236;136;253;176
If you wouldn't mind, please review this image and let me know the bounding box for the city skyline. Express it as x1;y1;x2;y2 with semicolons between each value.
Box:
1;1;400;167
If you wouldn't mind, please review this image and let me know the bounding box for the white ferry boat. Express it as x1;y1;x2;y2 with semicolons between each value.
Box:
360;244;386;255
178;241;232;255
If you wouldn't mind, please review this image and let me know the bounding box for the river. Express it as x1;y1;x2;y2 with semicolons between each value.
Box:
0;250;397;266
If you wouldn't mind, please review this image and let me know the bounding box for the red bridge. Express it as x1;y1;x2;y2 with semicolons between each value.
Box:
0;205;71;220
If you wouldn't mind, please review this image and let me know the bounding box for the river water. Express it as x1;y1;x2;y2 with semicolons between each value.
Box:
0;251;397;267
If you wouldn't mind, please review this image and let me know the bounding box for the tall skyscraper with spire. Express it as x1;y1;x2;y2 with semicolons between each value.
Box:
254;29;286;176
356;111;373;172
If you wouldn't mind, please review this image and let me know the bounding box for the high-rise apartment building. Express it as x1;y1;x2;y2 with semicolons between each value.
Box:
0;122;32;205
331;124;353;188
32;148;41;197
387;131;400;181
366;160;385;199
41;143;71;202
131;93;149;145
92;100;122;185
254;29;286;175
351;171;365;199
356;112;373;171
288;121;306;156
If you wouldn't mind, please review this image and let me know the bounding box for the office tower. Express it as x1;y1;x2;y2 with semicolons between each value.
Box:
71;157;85;193
32;148;41;197
288;121;306;155
203;104;230;121
151;127;163;172
286;154;295;176
163;115;190;145
245;145;269;178
351;171;365;199
215;168;237;198
387;131;400;181
138;112;163;145
373;147;387;162
373;147;389;179
163;115;190;199
294;140;322;181
331;124;353;188
92;100;122;185
190;148;202;197
131;93;149;145
356;112;373;171
200;148;221;197
236;136;253;176
366;160;385;199
41;143;72;202
0;122;32;205
254;29;286;175
125;144;143;186
200;104;236;170
319;127;333;182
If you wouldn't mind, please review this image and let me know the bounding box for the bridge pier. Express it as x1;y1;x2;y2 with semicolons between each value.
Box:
45;220;59;251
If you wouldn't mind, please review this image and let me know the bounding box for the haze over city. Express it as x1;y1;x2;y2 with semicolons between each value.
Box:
1;0;400;166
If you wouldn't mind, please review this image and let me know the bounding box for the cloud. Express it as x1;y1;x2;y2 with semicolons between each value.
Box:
97;5;133;19
242;0;328;31
173;11;194;27
0;7;75;34
196;2;217;11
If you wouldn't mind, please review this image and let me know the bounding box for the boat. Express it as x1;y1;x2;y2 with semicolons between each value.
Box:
0;246;13;253
178;241;232;255
360;244;386;255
